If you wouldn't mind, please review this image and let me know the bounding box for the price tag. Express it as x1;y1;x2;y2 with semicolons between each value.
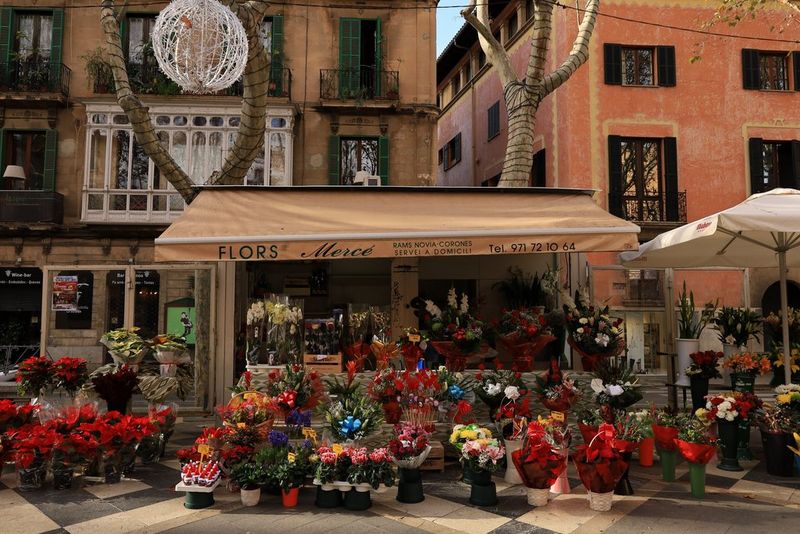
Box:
550;411;565;422
302;427;318;444
243;392;258;401
237;422;247;429
408;334;421;343
197;444;212;456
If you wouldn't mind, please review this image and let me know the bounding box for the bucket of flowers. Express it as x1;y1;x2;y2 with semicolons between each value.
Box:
723;352;772;392
573;423;628;511
651;405;681;481
511;418;569;507
264;364;324;420
496;308;556;371
461;438;505;506
697;391;761;472
473;363;527;414
435;366;475;423
368;368;405;424
590;359;642;423
611;412;648;495
389;422;431;503
563;290;624;372
101;327;147;369
425;288;483;371
675;414;718;498
151;334;191;377
396;368;443;429
685;351;723;412
534;358;580;413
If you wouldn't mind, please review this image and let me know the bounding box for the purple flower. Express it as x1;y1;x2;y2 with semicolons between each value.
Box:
268;430;289;447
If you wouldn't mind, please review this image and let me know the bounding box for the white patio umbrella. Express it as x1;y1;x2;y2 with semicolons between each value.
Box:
620;188;800;384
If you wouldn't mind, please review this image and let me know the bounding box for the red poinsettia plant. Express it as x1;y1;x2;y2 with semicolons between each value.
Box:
511;420;569;489
0;399;38;434
16;356;54;396
7;424;58;469
52;357;89;394
573;422;629;493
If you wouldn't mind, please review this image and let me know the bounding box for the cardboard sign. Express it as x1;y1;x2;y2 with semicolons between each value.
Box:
550;411;565;422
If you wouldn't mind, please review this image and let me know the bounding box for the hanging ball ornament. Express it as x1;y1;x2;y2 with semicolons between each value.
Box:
151;0;249;94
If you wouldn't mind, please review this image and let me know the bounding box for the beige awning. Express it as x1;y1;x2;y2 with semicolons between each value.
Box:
154;187;640;262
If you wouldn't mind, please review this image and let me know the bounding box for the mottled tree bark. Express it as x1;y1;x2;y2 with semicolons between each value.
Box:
99;0;271;203
462;0;600;187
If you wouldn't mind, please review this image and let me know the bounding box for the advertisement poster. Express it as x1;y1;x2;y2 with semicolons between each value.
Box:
166;306;196;345
52;275;79;311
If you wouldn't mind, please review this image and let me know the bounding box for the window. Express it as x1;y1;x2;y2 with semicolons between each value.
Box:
1;9;63;92
1;131;46;190
478;49;486;69
329;135;388;185
526;0;534;20
531;149;546;187
451;74;461;96
507;13;518;39
338;18;383;98
608;136;682;222
463;61;471;83
487;101;501;140
742;50;800;91
604;44;675;87
13;12;52;59
437;148;443;166
54;271;93;330
125;15;156;65
749;138;800;193
82;105;294;222
442;133;462;171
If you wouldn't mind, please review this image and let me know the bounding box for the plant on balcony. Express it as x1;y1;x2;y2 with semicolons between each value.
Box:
82;47;114;93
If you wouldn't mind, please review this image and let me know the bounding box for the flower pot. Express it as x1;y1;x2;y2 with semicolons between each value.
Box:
382;400;402;424
137;434;164;464
470;468;493;486
469;480;498;506
397;468;425;503
550;470;570;494
527;487;549;506
52;466;75;490
282;487;300;508
578;423;599;444
737;418;754;461
760;430;795;477
587;490;613;512
731;372;755;393
689;376;710;413
638;437;655;467
461;463;475;485
104;463;122;484
717;419;743;471
614;452;634;495
240;487;261;506
17;465;46;492
504;440;523;485
343;488;372;510
658;449;677;482
315;485;342;508
688;462;707;498
675;338;700;387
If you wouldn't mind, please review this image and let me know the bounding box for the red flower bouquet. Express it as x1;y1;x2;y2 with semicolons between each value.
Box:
264;364;324;415
91;365;139;413
16;356;54;396
573;423;628;494
534;358;580;413
389;422;431;468
651;407;681;451
52;357;89;394
496;308;556;371
511;420;568;489
685;351;723;380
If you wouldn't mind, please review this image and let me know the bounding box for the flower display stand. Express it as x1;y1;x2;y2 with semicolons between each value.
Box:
419;441;445;472
469;470;498;506
397;468;425;503
343;485;372;511
175;479;219;509
315;485;343;508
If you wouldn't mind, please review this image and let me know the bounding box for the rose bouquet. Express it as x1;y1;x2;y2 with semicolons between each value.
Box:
16;356;53;396
368;368;404;404
461;438;505;473
697;391;761;423
590;359;642;420
389;422;431;468
573;423;628;509
264;364;324;416
534;358;580;413
473;363;526;412
685;351;723;380
52;357;89;395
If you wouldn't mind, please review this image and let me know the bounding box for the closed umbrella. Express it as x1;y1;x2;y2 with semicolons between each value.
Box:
621;188;800;384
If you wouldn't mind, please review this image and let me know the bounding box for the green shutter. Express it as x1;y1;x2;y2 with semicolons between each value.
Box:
269;15;284;96
339;18;361;97
374;17;382;95
43;129;58;191
657;46;676;87
0;8;12;86
378;135;389;185
328;135;341;185
120;16;129;58
49;8;64;92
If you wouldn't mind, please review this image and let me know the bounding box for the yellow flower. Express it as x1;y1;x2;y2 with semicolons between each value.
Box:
449;430;460;444
694;408;708;419
332;443;344;455
287;452;296;463
463;430;478;440
789;433;800;457
776;394;791;404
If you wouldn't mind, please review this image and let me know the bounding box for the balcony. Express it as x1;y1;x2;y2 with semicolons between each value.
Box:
93;63;292;100
0;58;70;102
0;191;64;224
610;191;687;240
320;66;400;102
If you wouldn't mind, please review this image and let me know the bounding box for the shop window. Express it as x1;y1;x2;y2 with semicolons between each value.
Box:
54;271;94;330
749;138;800;193
442;133;462;171
608;136;683;223
604;44;676;87
487;101;501;140
742;49;799;91
329;136;388;185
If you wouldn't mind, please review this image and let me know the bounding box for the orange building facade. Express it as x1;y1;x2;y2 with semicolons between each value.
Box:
437;0;800;372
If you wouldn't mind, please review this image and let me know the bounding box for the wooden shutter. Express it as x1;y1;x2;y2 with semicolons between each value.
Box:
532;149;546;187
748;138;764;194
339;18;361;97
49;8;64;92
0;8;12;86
378;135;389;185
604;44;622;85
793;51;800;91
607;136;623;216
742;49;760;90
663;137;679;221
328;135;341;185
442;143;450;171
43;129;58;191
791;141;800;189
374;17;382;96
657;46;676;87
269;15;284;96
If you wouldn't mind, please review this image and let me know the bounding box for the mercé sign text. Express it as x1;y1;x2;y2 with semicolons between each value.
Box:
300;242;374;259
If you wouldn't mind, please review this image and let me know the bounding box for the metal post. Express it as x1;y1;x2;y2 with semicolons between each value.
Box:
778;240;792;385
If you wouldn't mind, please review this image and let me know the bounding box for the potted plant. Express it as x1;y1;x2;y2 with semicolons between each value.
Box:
15;356;54;398
563;290;625;372
495;308;556;371
675;415;718;498
230;461;264;506
435;366;475;423
473;364;526;415
101;327;147;369
632;409;655;467
723;352;772;459
151;334;190;377
511;419;568;507
696;391;761;471
81;47;114;92
756;385;799;477
6;424;56;491
343;447;395;510
368;368;405;424
424;288;483;371
713;307;761;352
589;358;643;423
575;406;603;445
389;422;431;503
275;447;312;507
47;404;101;489
534;358;580;413
398;328;426;370
461;438;505;506
685;350;723;412
90;365;139;414
611;412;648;495
313;444;346;508
319;379;383;444
651;406;681;481
573;423;628;511
675;282;717;386
448;423;493;484
764;311;800;385
52;357;89;398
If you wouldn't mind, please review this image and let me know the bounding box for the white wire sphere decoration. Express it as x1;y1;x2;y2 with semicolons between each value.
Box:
151;0;249;94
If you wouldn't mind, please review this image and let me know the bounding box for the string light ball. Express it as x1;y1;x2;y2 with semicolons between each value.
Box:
151;0;249;94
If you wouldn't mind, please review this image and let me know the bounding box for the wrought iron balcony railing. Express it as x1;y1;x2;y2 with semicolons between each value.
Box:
609;191;687;223
320;66;400;101
0;190;64;224
0;58;70;97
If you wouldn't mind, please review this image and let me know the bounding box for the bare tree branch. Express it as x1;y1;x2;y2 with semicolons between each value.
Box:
541;0;600;97
461;0;516;86
525;0;554;88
